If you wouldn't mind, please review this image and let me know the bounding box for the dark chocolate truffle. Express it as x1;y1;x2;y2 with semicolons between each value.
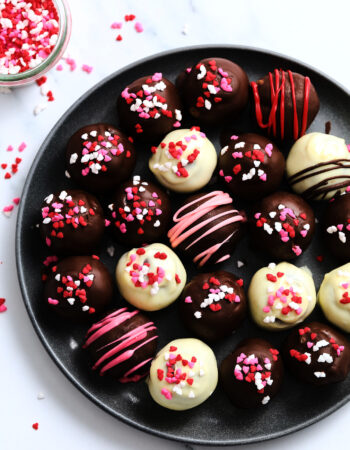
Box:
324;193;350;260
117;72;182;142
180;271;246;341
40;189;105;255
177;57;249;125
168;191;246;267
66;123;136;193
220;338;283;408
83;307;158;382
219;133;285;200
251;69;320;141
44;255;113;320
250;191;315;259
283;322;350;385
108;175;171;247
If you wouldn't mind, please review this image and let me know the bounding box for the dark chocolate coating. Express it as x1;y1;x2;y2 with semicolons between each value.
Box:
117;75;182;142
83;308;158;382
179;271;246;341
324;193;350;260
250;191;315;260
109;176;171;247
218;133;285;200
251;70;320;141
220;338;283;408
177;57;249;125
39;189;105;255
44;255;113;321
66;123;136;193
283;322;350;386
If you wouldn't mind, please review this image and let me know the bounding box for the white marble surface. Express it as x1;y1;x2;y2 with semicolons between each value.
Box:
0;0;349;448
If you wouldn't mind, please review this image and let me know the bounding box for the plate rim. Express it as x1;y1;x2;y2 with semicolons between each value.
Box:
15;44;350;446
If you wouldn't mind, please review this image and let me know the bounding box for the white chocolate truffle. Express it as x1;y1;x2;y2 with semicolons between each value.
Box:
149;128;217;192
318;263;350;333
147;338;218;410
286;132;350;200
115;243;186;311
248;262;316;330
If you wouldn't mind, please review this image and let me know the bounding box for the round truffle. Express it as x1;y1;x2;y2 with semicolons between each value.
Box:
220;338;283;408
117;73;182;142
286;132;350;200
283;322;350;385
66;123;136;193
250;191;315;260
248;262;316;330
318;263;350;333
108;175;171;247
179;271;246;341
219;133;285;200
168;191;246;267
251;69;320;141
149;127;217;193
44;255;113;320
177;57;249;125
115;243;186;311
147;338;218;410
40;189;105;255
324;192;350;259
83;308;158;382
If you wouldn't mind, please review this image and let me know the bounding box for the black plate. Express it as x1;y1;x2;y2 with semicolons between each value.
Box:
16;45;350;446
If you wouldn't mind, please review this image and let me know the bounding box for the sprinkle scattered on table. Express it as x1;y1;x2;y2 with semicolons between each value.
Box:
0;298;7;313
32;423;39;431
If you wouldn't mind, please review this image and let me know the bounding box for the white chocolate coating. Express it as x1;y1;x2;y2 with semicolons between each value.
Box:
149;128;217;192
286;132;350;200
318;263;350;333
248;262;316;330
147;338;218;410
115;243;186;311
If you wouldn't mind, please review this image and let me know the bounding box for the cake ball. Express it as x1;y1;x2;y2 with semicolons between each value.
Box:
218;133;285;200
66;123;136;193
250;191;315;260
248;262;316;330
318;263;350;333
283;322;350;385
83;308;158;382
324;192;350;260
149;127;217;193
108;175;171;246
168;191;246;267
220;338;283;408
117;73;182;141
179;271;246;341
115;243;186;311
40;189;105;255
147;338;218;410
251;69;320;141
44;255;113;320
177;57;249;125
286;132;350;200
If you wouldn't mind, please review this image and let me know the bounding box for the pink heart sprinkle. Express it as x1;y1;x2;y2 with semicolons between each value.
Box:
185;296;192;303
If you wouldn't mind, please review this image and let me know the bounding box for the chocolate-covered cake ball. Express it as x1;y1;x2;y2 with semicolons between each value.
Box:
117;73;182;142
40;189;105;255
44;255;113;320
168;191;246;267
66;123;136;193
180;271;246;341
251;69;320;141
220;338;283;408
250;191;315;259
219;133;285;200
83;308;158;382
283;322;350;385
108;175;171;247
177;57;249;125
324;193;350;260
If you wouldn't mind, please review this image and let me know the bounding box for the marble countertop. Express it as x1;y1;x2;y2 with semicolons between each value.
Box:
1;0;349;449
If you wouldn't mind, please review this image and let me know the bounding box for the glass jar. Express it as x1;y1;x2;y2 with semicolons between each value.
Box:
0;0;72;87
